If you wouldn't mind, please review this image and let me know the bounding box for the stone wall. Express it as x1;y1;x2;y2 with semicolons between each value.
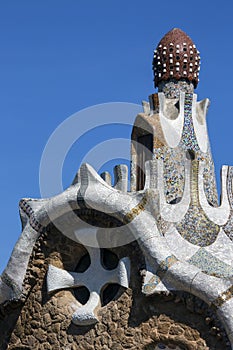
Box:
0;222;230;349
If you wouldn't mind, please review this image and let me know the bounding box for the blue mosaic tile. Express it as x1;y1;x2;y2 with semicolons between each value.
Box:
188;248;233;278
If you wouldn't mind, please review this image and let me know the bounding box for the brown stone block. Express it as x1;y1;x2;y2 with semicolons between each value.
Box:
111;343;124;350
8;333;21;347
51;322;60;333
59;332;68;346
111;307;120;322
47;344;60;350
107;321;118;334
13;324;24;337
121;337;135;347
124;328;136;337
158;321;171;335
184;327;200;341
169;324;184;336
33;301;42;313
93;336;103;348
31;267;41;277
67;334;74;343
78;344;94;350
47;333;57;344
49;305;58;317
158;314;172;323
96;323;107;335
51;297;58;307
30;320;39;329
24;335;38;347
34;328;47;343
35;291;42;301
196;339;209;349
116;327;124;339
101;310;112;324
141;323;151;338
42;342;52;350
43;313;52;327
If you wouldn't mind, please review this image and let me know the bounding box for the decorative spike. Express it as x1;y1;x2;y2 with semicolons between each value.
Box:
114;165;128;192
100;172;112;186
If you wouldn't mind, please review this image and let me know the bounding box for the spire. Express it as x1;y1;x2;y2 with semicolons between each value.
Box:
153;28;201;89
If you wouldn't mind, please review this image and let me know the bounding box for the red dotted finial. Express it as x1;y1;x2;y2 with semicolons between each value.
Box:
153;28;201;88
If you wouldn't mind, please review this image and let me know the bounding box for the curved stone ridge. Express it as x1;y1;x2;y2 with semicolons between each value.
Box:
153;28;200;88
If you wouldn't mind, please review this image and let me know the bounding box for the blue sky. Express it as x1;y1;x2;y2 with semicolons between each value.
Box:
1;0;233;273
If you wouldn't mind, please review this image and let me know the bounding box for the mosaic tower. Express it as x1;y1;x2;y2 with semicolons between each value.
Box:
1;28;233;350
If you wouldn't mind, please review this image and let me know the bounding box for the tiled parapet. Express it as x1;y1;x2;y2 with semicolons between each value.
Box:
100;164;128;192
144;158;231;234
1;161;233;346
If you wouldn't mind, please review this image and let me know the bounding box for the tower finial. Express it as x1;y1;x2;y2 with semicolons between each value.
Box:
153;28;201;89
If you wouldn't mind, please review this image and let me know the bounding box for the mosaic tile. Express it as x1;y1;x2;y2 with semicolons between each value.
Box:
143;274;161;294
142;255;178;295
176;204;219;246
152;93;218;206
153;147;185;204
223;214;233;241
19;200;44;233
181;93;200;152
157;215;172;235
205;229;233;265
158;79;194;99
188;248;233;278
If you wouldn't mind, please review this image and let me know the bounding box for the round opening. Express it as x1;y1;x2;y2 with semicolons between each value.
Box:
73;286;90;305
101;249;119;270
75;253;91;273
101;283;120;306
